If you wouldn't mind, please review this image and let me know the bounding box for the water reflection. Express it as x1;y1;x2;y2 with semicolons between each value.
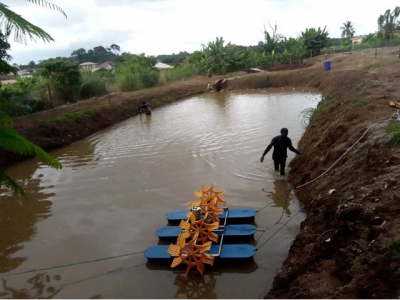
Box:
174;274;217;299
139;114;152;131
265;179;293;216
50;139;98;170
1;90;319;298
0;177;54;273
0;272;62;298
145;260;259;274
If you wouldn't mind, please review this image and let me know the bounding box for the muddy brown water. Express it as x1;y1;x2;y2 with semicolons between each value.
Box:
0;88;320;299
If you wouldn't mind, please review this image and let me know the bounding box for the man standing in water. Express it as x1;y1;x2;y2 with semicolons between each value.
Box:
260;128;304;176
138;101;151;116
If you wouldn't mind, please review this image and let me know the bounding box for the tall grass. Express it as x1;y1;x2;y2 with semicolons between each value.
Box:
159;64;199;85
116;70;159;92
300;99;328;124
386;120;400;143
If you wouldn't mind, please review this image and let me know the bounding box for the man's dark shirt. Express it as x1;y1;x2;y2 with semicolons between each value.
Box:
262;135;300;161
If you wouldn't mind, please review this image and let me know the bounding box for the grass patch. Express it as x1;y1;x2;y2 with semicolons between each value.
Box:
387;238;400;258
351;98;370;107
386;120;400;143
371;62;384;68
49;108;98;123
300;100;328;124
360;78;371;88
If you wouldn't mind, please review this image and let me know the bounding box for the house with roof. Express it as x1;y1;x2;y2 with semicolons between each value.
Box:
17;70;33;78
79;62;98;70
91;61;116;73
154;61;174;70
350;36;364;44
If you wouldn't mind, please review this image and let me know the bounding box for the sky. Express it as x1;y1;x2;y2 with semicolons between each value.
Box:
3;0;399;64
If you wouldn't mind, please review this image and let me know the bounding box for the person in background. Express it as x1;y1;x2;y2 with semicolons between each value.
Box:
260;128;304;176
138;101;151;116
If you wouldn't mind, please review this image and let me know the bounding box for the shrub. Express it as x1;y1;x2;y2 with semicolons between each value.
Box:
138;70;159;88
386;120;400;143
80;77;108;99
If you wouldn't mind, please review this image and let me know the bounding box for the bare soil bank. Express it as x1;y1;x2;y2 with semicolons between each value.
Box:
3;51;400;298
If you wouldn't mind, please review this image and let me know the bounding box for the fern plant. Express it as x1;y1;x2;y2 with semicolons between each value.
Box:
0;109;62;194
0;0;65;194
0;0;66;43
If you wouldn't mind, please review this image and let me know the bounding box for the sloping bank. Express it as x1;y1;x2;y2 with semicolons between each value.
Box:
3;56;400;298
229;57;400;298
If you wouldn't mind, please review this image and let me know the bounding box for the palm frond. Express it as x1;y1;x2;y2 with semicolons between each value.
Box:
0;169;24;195
0;59;17;75
25;0;67;19
0;108;14;126
0;125;62;169
0;3;54;43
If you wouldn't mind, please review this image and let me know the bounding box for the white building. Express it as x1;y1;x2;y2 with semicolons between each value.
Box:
79;62;98;70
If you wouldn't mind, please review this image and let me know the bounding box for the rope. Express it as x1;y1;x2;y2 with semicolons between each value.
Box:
256;210;301;251
4;113;398;278
256;200;274;213
261;113;398;233
272;113;398;224
295;113;397;190
0;250;145;278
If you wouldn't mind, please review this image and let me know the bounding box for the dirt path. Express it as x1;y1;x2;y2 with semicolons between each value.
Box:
3;49;400;298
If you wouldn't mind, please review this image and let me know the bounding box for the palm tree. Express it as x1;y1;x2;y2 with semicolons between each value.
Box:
340;21;356;39
0;0;66;43
0;0;65;194
378;6;400;42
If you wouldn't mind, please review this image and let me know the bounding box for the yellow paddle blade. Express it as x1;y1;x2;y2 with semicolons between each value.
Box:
198;241;212;253
189;200;200;207
179;220;191;230
171;257;182;268
208;231;219;243
177;233;187;247
188;211;196;224
196;261;205;276
168;244;181;256
193;191;203;198
203;253;215;266
206;222;219;231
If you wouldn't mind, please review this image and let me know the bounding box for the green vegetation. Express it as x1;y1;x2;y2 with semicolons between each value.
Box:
159;64;199;84
300;100;329;124
40;59;82;104
386;120;400;143
378;7;400;41
340;21;356;39
387;238;400;258
300;107;318;123
300;26;330;57
371;62;384;68
115;54;159;91
0;0;64;194
48;108;98;123
351;98;370;107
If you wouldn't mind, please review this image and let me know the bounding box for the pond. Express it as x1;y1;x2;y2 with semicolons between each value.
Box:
0;88;320;298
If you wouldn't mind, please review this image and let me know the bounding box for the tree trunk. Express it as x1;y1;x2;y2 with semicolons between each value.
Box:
47;83;53;108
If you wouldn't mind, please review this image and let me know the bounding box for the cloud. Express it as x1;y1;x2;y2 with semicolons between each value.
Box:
3;0;400;64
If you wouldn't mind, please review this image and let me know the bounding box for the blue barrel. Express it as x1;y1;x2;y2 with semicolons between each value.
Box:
323;61;331;71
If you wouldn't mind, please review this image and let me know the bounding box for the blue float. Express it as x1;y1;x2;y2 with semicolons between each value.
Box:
156;224;256;240
166;207;257;224
144;244;256;261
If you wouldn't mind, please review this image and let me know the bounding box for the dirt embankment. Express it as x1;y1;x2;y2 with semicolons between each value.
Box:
3;50;400;298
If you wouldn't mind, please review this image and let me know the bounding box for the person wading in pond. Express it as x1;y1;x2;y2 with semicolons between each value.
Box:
138;101;151;116
260;128;304;176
